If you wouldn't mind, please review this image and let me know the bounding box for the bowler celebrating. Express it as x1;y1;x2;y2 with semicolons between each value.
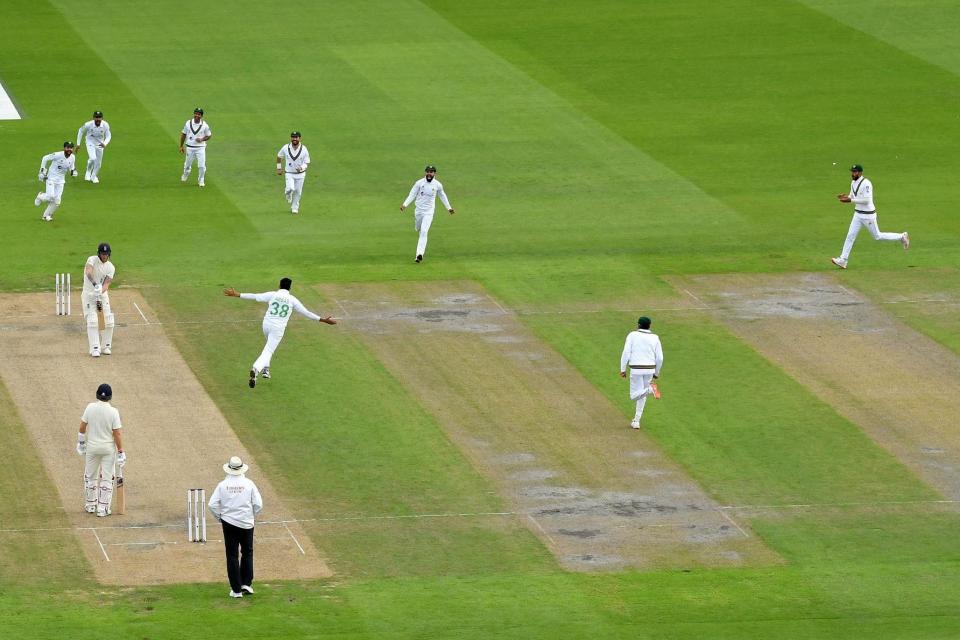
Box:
276;131;310;214
223;278;337;388
77;110;112;183
35;141;78;221
400;165;454;263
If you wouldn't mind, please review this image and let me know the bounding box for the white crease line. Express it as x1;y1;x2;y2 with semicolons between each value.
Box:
882;299;954;304
718;509;750;538
526;513;556;546
283;522;306;555
133;302;149;324
718;499;959;510
487;295;509;315
332;299;351;318
91;529;110;561
681;289;707;306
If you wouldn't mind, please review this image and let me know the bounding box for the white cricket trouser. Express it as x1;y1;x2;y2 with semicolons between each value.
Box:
182;146;207;182
82;291;115;353
253;321;285;373
414;212;434;256
85;142;105;178
629;371;656;423
37;181;65;218
284;172;305;212
84;444;117;516
840;213;904;261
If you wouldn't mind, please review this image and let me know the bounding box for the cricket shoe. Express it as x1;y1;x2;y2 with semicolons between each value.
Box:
630;420;640;430
649;381;661;399
35;192;44;207
42;215;52;222
85;506;96;514
198;180;205;187
415;254;423;263
261;367;270;379
291;208;298;214
241;585;255;595
84;173;92;181
901;232;910;250
96;508;111;517
249;368;257;388
102;345;111;355
91;176;100;184
229;591;244;598
181;174;188;182
831;257;847;270
91;347;101;358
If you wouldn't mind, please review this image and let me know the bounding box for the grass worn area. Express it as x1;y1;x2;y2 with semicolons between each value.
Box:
1;0;959;637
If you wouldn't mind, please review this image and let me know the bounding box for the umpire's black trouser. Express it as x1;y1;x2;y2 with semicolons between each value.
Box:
221;520;254;592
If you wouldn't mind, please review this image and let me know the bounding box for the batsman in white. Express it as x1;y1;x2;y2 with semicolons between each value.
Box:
277;130;310;214
223;278;337;388
34;141;78;221
619;316;663;430
83;242;116;357
400;164;455;263
831;164;909;269
179;107;212;187
77;109;112;183
76;383;125;517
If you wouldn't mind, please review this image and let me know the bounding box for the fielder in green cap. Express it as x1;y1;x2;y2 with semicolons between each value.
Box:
276;131;311;214
400;164;456;263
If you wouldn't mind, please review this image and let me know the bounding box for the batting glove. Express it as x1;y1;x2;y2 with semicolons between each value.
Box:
76;433;86;456
117;451;126;467
93;283;102;295
38;170;47;182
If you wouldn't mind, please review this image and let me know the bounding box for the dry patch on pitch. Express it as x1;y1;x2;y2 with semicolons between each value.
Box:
0;290;331;585
321;281;777;572
676;273;960;500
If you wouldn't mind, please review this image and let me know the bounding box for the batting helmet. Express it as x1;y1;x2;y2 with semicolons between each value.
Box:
96;383;112;401
97;242;111;256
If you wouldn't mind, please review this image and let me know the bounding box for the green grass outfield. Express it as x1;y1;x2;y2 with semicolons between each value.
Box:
2;0;960;637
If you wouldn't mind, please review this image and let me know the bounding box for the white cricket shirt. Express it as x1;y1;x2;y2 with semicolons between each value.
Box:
39;151;76;184
77;120;112;146
81;401;122;446
241;288;321;329
403;177;451;216
208;474;263;529
849;176;875;213
83;255;115;294
182;119;212;148
278;143;310;174
620;329;663;375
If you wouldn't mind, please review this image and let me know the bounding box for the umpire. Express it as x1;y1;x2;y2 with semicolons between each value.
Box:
208;456;263;598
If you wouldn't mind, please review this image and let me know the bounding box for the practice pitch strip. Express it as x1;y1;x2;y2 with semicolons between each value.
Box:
0;289;331;585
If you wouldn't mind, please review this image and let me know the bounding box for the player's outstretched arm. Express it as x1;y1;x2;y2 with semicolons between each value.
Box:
223;287;240;297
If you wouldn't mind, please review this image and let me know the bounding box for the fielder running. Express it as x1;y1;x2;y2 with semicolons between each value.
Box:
77;110;112;183
179;107;212;187
619;316;663;430
35;141;78;221
831;164;909;269
83;242;116;357
223;278;337;388
76;383;125;517
277;131;310;214
400;165;454;263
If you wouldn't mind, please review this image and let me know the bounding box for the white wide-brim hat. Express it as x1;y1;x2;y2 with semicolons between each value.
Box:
223;456;249;475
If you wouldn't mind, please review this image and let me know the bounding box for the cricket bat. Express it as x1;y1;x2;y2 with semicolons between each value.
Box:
114;465;125;515
96;300;105;331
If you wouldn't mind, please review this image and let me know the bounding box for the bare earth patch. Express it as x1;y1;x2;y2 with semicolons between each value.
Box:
0;291;331;585
321;281;778;572
676;273;960;500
